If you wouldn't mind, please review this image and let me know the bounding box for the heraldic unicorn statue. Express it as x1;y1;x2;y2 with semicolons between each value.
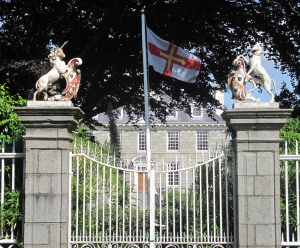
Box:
33;42;82;101
227;43;276;102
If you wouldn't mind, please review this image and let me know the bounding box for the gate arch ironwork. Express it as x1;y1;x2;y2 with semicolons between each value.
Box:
68;139;234;248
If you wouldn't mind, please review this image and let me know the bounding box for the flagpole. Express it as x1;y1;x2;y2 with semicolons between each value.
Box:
141;9;155;248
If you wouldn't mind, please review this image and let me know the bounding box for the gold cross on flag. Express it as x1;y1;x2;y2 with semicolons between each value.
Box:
147;28;201;83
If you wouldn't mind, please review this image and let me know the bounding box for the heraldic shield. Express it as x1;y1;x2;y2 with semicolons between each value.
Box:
62;58;82;100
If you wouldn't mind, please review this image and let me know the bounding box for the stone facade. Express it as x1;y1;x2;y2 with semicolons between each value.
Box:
93;107;226;195
14;101;83;248
92;88;227;158
94;126;226;154
13;99;292;247
222;102;292;248
93;105;227;178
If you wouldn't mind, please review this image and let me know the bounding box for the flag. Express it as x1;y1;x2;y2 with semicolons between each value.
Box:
147;27;201;83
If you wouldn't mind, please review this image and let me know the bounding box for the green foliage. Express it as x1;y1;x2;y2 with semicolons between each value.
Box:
279;117;300;234
0;188;22;238
107;102;119;150
71;124;146;235
0;140;24;246
1;1;300;120
71;126;128;233
0;84;26;143
277;82;300;117
0;85;25;245
72;119;90;142
157;163;233;237
280;117;300;153
71;127;234;239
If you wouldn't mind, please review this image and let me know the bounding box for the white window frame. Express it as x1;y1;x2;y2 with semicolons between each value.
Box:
191;104;203;117
117;131;122;148
197;131;209;151
138;132;146;151
166;108;178;118
167;131;180;151
114;107;123;120
167;162;180;186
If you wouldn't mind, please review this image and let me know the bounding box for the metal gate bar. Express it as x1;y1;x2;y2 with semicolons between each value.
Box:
69;139;234;247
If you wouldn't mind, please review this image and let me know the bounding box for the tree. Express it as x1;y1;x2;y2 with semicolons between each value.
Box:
279;118;300;234
71;126;129;235
0;0;299;121
0;84;26;143
0;85;25;246
276;82;300;117
107;102;119;149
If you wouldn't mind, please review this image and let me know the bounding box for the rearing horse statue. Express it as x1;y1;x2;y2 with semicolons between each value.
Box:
227;55;264;102
227;43;276;103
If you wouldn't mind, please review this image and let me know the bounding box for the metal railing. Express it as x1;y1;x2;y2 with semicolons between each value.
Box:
0;139;25;247
69;139;234;247
280;140;300;247
2;137;298;247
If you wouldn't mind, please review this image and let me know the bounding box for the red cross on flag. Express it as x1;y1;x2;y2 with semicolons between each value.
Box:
147;27;201;83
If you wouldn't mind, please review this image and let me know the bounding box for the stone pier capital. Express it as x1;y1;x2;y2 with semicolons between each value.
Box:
221;102;292;248
14;101;83;248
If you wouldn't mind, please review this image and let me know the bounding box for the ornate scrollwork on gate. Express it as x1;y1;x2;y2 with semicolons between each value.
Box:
71;244;98;248
212;245;233;248
70;141;234;248
124;244;145;248
165;244;180;248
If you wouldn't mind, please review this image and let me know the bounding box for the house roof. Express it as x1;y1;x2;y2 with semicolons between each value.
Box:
94;107;225;128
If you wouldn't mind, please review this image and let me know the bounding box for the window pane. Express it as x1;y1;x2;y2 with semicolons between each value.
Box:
167;108;177;117
167;163;179;186
197;131;208;151
138;132;146;151
118;131;122;149
192;107;202;117
114;108;123;119
168;132;179;151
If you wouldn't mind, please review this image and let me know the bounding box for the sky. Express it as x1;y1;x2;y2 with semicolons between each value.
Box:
224;55;292;110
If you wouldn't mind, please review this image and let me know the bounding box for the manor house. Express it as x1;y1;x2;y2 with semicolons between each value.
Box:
92;93;226;190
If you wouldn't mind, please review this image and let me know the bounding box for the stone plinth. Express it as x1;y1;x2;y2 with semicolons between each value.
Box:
222;102;292;248
14;101;83;248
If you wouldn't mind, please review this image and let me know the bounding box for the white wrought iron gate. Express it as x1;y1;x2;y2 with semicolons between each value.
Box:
68;140;234;248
